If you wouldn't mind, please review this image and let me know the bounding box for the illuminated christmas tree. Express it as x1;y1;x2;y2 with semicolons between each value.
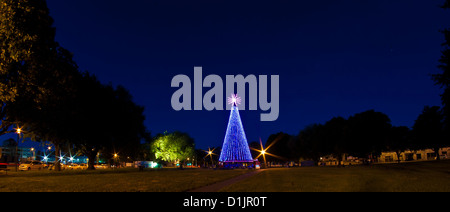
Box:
219;94;254;163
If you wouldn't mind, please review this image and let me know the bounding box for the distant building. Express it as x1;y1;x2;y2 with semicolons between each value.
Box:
379;147;450;163
318;147;450;166
319;154;364;166
0;146;35;163
0;138;35;163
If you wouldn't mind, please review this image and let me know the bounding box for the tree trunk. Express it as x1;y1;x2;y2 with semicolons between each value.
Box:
54;143;61;171
434;147;441;160
86;150;97;170
396;151;401;163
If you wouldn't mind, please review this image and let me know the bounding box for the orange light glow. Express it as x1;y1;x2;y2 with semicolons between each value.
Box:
250;135;285;165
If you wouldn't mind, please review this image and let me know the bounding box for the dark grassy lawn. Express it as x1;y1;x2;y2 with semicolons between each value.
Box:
0;168;250;192
220;160;450;192
1;160;448;192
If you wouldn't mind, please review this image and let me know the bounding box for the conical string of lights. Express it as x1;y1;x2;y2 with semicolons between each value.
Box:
219;94;253;163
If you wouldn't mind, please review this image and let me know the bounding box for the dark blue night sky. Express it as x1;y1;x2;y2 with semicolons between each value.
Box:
11;0;448;150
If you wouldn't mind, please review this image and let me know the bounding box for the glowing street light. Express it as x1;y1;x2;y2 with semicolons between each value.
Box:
30;148;36;160
14;125;23;171
204;147;216;166
250;136;285;168
112;153;119;169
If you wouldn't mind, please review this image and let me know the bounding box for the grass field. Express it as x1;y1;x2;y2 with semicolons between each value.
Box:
0;168;250;192
1;160;449;192
220;160;450;192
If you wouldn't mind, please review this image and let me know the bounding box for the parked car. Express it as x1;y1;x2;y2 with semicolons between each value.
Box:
94;164;108;169
0;163;9;172
78;163;88;170
65;163;87;170
19;161;45;171
66;163;79;170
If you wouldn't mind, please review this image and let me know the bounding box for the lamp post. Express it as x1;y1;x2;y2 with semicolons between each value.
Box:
15;126;22;171
208;150;213;167
204;148;216;167
113;153;118;168
30;148;35;161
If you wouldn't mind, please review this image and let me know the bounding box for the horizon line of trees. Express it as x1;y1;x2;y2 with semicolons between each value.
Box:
254;106;449;165
250;0;450;165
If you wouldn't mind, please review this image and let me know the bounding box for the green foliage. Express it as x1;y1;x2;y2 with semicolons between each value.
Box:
0;0;56;100
151;132;195;163
0;0;57;134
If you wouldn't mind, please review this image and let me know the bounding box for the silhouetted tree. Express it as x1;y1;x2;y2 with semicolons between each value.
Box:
70;73;149;170
386;126;411;163
433;0;450;139
0;0;150;171
264;132;295;163
322;117;348;165
347;110;392;158
16;46;81;171
296;124;326;164
0;0;89;171
100;84;149;166
412;106;446;160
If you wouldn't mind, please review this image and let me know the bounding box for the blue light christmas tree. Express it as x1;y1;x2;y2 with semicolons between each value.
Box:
219;94;254;163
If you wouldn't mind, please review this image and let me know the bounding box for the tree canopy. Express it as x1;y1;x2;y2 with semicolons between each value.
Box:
151;131;195;164
0;0;150;170
0;0;58;135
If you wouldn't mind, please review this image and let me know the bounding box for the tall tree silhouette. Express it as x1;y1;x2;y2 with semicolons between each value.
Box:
346;110;392;158
322;117;349;165
69;73;149;170
386;126;411;163
296;124;326;164
412;106;445;160
433;0;450;137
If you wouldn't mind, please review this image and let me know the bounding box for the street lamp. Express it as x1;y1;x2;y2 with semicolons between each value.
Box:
113;153;119;168
14;125;22;171
250;137;284;168
30;147;35;161
204;148;216;167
